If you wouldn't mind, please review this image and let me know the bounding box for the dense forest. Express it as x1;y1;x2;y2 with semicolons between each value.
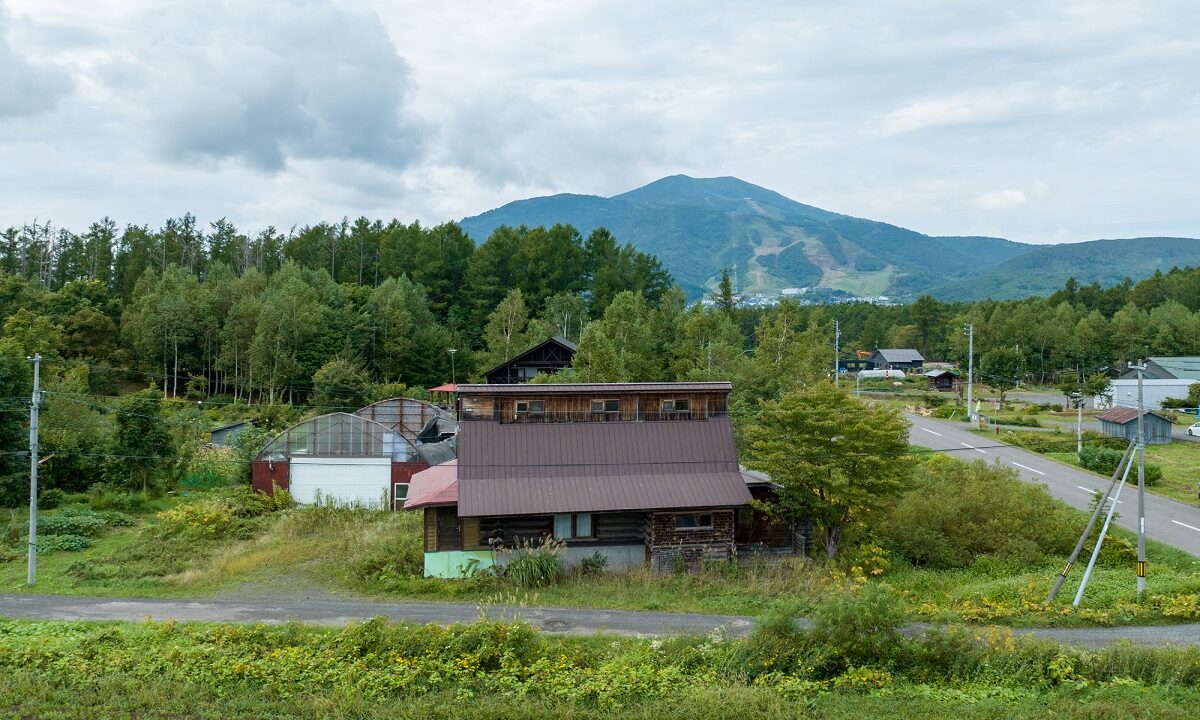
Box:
2;214;1200;504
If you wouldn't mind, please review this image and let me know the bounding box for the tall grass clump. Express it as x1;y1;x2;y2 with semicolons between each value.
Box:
502;537;566;589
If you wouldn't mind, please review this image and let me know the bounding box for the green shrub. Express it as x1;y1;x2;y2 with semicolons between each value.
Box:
88;484;156;514
38;488;66;510
38;512;106;538
38;534;92;552
720;606;809;680
1079;446;1162;486
931;404;964;419
809;584;908;672
65;560;119;580
879;456;1078;568
182;446;244;489
502;537;565;588
579;550;609;576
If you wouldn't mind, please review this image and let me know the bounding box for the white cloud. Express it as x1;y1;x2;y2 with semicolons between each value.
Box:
976;189;1029;211
105;0;424;172
0;2;71;118
1;0;1198;245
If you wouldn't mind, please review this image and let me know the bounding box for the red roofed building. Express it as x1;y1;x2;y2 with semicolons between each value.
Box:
405;382;808;577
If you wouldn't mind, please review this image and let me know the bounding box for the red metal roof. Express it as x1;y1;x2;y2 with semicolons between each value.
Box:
403;460;459;509
428;383;458;392
455;381;732;395
455;416;750;516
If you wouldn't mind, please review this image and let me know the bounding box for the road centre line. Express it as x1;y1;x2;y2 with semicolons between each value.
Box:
1077;485;1121;503
960;442;987;455
920;427;943;437
1010;461;1045;475
1172;520;1200;533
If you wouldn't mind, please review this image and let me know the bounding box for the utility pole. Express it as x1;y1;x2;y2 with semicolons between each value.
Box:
964;323;974;423
27;353;41;586
1135;360;1147;600
833;319;840;387
448;348;457;386
1073;391;1083;460
1047;441;1134;602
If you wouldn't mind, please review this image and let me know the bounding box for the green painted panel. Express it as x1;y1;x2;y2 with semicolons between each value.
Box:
424;551;496;578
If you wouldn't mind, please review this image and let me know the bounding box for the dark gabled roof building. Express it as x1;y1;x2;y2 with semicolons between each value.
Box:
869;348;924;370
406;381;808;576
482;336;576;384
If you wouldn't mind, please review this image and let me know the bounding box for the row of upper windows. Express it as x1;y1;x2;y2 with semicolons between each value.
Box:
514;398;692;415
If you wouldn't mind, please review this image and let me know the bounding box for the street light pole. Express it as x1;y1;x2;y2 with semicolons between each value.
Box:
448;348;457;386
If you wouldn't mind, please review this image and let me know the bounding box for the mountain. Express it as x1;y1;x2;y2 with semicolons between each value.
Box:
458;175;1200;301
931;237;1200;301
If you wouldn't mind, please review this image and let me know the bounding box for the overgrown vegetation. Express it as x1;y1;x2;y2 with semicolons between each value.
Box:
2;453;1198;627
3;608;1200;718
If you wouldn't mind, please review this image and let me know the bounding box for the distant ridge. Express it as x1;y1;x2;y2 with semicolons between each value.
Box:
459;176;1200;301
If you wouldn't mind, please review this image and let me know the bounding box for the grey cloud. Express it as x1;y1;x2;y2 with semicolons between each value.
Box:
114;0;423;172
0;4;72;119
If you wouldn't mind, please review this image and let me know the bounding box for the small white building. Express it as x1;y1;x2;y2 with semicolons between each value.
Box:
1094;379;1199;411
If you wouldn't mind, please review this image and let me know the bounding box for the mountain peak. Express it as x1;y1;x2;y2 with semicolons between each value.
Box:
457;176;1200;301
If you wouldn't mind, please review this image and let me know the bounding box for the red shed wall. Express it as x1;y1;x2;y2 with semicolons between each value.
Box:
251;460;289;495
391;460;430;509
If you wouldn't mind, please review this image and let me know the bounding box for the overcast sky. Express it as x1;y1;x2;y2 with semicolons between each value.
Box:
2;0;1197;244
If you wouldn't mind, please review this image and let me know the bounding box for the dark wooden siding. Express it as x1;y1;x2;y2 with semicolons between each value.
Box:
424;508;437;552
435;506;463;551
594;512;649;544
478;515;554;546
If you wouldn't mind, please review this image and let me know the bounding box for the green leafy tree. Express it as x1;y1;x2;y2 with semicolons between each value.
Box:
573;291;660;381
744;383;913;558
107;388;174;493
981;346;1025;408
481;289;530;370
311;357;372;410
250;262;324;403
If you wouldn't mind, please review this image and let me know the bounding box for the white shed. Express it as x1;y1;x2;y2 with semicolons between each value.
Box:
1095;379;1199;411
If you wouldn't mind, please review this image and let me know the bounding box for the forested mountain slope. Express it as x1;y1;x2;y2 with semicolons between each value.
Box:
460;176;1200;300
932;237;1200;300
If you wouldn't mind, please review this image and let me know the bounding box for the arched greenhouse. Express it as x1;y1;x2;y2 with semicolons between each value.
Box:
251;412;430;509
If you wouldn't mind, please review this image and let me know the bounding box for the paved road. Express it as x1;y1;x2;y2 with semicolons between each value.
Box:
2;594;1199;648
906;413;1200;556
0;594;752;637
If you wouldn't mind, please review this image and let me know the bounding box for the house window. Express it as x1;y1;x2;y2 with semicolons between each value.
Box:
553;513;594;539
661;398;690;414
515;400;545;417
394;483;409;500
517;366;538;380
675;513;713;530
591;399;620;414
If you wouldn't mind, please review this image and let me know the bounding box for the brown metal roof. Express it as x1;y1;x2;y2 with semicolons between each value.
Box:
456;416;750;516
459;472;752;516
1097;407;1171;424
456;381;732;395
